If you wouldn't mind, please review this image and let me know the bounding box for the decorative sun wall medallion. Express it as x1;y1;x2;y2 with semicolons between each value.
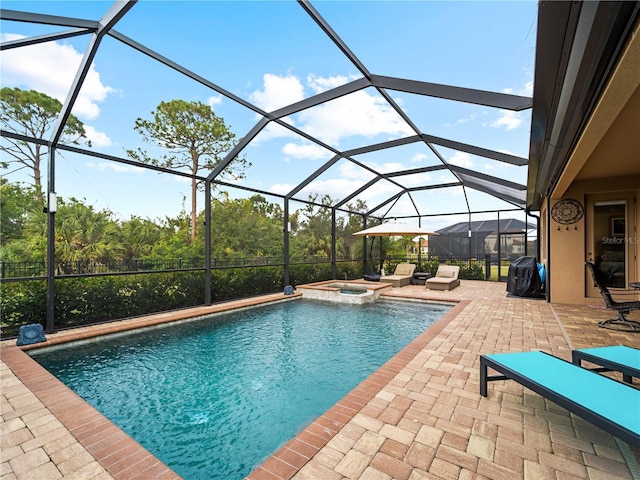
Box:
551;199;584;225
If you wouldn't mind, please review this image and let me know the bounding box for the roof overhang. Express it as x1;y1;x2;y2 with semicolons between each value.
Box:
527;1;640;210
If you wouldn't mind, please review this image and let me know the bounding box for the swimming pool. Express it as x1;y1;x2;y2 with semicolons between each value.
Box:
31;299;451;479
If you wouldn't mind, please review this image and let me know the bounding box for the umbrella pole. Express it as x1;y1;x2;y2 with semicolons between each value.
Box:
368;238;376;273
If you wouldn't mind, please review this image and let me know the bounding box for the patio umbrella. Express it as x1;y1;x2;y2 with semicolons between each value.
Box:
353;222;438;275
353;221;439;237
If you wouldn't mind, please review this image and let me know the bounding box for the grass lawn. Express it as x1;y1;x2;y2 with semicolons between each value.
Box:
487;264;510;281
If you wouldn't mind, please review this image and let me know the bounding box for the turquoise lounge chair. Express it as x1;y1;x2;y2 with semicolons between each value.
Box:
480;350;640;447
572;345;640;384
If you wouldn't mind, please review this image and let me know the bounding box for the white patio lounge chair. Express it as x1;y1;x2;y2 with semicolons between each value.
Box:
426;265;460;291
379;263;416;288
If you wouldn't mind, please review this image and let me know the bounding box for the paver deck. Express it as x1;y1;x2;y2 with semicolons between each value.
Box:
2;281;640;479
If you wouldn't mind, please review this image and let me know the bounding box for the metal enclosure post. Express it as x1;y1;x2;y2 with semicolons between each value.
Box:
524;211;529;257
497;210;501;278
362;215;368;273
468;213;472;264
204;181;212;305
284;200;290;287
46;149;56;333
331;208;337;279
417;218;423;268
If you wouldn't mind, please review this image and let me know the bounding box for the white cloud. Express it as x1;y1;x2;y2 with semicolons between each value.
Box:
249;73;305;112
338;161;373;180
250;120;298;144
490;110;523;130
83;126;112;147
301;178;367;201
86;162;144;173
306;73;355;94
401;172;433;187
296;90;413;145
207;95;222;107
456;113;478;125
1;33;115;120
412;153;428;163
503;81;534;97
376;162;405;174
280;160;395;204
448;152;474;168
270;183;295;195
249;73;413;148
490;81;531;130
282;142;332;160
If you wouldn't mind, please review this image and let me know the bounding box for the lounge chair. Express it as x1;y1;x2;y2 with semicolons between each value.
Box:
585;261;640;332
572;345;640;384
425;265;460;291
379;263;416;288
480;350;640;447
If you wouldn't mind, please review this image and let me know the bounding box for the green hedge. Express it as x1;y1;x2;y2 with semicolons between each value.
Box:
444;260;485;280
0;260;487;338
1;280;47;333
0;272;207;336
210;266;282;302
0;263;366;337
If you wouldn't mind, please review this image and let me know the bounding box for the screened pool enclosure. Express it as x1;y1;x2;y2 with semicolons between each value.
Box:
0;1;537;334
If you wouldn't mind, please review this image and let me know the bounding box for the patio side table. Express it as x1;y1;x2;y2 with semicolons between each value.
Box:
411;272;432;285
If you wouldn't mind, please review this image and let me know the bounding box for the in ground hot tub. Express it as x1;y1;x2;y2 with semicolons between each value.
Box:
297;281;390;304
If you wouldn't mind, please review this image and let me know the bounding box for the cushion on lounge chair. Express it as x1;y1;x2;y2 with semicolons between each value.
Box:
437;269;455;278
480;350;640;447
380;263;416;288
393;263;416;276
426;265;460;291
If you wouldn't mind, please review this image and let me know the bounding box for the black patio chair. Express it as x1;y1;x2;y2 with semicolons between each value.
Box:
585;261;640;332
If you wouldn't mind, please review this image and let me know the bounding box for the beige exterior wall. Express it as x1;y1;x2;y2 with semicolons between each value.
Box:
547;177;639;305
542;31;640;306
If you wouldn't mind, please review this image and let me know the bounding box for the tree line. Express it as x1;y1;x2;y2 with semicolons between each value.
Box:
0;87;410;275
1;87;249;244
1;178;385;274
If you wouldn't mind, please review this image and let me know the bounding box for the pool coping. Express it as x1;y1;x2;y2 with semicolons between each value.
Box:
1;291;466;480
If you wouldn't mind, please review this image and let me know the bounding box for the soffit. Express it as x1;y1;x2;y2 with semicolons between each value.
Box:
527;1;640;210
554;24;640;194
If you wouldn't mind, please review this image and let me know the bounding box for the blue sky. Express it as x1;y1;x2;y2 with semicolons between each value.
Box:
1;1;537;231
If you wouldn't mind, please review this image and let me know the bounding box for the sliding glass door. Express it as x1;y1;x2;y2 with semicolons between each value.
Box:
586;192;636;296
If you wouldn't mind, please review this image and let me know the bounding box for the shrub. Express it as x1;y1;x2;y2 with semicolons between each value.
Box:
443;260;484;280
1;272;206;336
0;259;484;337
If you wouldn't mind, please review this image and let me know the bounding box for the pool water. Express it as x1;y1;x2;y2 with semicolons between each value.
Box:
339;287;367;295
322;283;368;295
32;299;450;480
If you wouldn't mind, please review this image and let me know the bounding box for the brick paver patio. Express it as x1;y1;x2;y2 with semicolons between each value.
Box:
2;281;639;479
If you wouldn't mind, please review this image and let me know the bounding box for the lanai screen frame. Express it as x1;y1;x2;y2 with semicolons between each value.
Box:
0;0;534;333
